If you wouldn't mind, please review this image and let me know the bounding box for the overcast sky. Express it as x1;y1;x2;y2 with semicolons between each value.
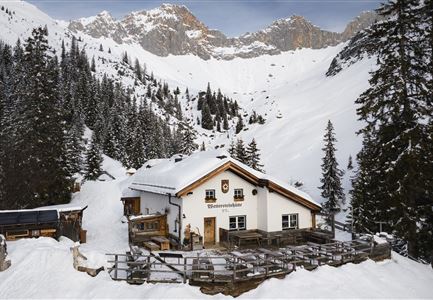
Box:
28;0;383;37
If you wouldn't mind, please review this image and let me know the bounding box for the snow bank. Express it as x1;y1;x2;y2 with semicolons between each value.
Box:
242;253;433;299
1;237;432;298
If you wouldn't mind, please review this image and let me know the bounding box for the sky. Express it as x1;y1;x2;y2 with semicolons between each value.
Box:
27;0;383;37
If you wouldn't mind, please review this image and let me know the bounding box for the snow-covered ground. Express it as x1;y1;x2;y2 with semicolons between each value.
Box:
1;161;432;298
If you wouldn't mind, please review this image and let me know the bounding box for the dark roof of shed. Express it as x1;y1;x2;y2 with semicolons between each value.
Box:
0;210;58;226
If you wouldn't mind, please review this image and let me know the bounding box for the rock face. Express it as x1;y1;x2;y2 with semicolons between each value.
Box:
341;11;379;41
239;16;341;51
68;4;379;60
326;11;385;76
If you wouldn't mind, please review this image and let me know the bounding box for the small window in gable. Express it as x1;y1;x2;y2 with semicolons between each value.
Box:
205;189;216;202
234;188;244;201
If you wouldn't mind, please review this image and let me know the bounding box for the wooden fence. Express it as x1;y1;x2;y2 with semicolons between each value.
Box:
107;238;390;285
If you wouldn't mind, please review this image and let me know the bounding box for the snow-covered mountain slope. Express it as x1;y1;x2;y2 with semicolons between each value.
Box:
0;0;375;200
101;43;374;199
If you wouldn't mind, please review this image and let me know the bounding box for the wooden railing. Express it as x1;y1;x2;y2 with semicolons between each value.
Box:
106;238;389;284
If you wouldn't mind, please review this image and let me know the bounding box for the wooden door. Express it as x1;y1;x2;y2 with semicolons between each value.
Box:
132;198;140;215
204;217;216;244
124;198;141;216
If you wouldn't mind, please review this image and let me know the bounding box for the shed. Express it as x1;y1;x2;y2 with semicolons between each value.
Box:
0;210;58;240
0;206;88;242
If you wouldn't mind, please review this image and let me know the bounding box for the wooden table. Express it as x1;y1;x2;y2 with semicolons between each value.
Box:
151;236;170;251
143;241;160;251
231;232;262;247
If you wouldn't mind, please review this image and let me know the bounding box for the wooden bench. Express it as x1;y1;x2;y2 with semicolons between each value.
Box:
151;236;170;251
143;241;160;251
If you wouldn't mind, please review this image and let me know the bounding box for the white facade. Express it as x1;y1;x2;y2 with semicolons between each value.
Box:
135;169;315;243
126;150;320;244
182;170;258;242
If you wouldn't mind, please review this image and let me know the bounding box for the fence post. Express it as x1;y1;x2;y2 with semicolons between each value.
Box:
183;257;187;283
233;260;237;282
114;255;118;280
147;256;151;282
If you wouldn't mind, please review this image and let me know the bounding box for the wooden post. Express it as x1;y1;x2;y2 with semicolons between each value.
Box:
331;213;335;239
183;257;187;283
311;212;316;229
233;260;237;282
114;255;118;280
147;256;151;281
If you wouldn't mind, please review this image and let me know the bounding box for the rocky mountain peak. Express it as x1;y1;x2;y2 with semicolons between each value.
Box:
341;11;380;41
97;10;113;19
68;4;378;60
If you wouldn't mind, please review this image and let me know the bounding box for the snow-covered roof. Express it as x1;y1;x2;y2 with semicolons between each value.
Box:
128;150;320;209
121;188;141;198
0;206;87;215
128;214;163;221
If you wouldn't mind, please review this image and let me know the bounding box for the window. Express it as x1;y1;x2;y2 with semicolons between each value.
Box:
146;221;159;231
136;221;160;232
205;189;216;202
229;215;246;231
282;214;298;230
234;189;244;201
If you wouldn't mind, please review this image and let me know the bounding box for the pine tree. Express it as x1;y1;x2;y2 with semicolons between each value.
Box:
201;102;213;130
177;122;198;155
347;155;353;170
246;138;264;172
90;56;96;72
15;27;71;207
235;116;244;134
352;0;433;259
84;133;103;180
122;51;129;64
228;140;236;158
417;0;433;263
351;136;383;233
128;99;147;168
223;114;229;130
200;141;206;151
235;138;248;164
134;58;142;81
319;120;345;218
